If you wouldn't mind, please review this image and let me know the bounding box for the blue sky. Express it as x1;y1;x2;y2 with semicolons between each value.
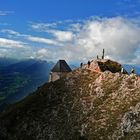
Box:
0;0;140;64
1;0;140;23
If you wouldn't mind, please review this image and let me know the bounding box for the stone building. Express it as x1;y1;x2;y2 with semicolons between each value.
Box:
49;60;72;82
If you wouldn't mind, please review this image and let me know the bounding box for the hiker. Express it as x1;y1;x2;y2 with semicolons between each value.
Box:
88;61;91;68
102;48;105;59
130;68;135;74
121;67;124;74
80;62;83;68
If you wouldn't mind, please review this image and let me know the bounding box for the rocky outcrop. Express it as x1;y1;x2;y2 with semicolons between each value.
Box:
113;102;140;140
82;59;127;74
0;60;140;140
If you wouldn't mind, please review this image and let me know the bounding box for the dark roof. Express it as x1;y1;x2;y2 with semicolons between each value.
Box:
51;60;72;72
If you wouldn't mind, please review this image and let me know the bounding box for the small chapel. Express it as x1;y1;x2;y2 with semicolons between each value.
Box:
49;60;72;82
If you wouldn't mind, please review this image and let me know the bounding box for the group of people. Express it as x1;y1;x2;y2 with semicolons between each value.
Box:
80;61;135;75
80;61;91;68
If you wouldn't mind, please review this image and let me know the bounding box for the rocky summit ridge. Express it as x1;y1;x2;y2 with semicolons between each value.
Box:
0;59;140;140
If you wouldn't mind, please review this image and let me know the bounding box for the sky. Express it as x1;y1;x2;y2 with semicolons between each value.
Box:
0;0;140;64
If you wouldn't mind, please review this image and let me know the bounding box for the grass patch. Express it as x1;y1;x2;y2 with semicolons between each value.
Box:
0;96;6;101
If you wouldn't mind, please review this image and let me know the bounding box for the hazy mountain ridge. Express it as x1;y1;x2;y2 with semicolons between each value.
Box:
0;59;54;112
0;58;19;69
0;60;140;140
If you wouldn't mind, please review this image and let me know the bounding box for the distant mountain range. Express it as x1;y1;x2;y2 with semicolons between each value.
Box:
0;58;54;111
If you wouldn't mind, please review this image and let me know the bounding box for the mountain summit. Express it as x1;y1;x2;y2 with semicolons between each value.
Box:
0;59;140;140
81;59;126;73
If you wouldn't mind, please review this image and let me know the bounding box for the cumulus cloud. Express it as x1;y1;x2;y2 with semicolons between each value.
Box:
49;30;74;42
70;17;140;64
32;17;140;64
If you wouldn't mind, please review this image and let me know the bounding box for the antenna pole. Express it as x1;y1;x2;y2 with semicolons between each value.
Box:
102;48;105;59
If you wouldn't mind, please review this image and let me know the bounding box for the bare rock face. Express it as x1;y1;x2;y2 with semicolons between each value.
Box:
0;60;140;140
121;103;140;134
112;102;140;140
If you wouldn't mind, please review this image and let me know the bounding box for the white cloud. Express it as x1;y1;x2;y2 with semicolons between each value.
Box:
1;29;21;36
0;11;14;16
0;38;26;48
31;23;57;31
37;48;48;55
0;48;9;57
1;29;29;38
30;22;75;42
35;48;51;59
0;38;29;58
49;30;74;42
69;23;82;32
74;17;140;63
27;36;61;46
2;17;140;64
30;20;75;31
34;17;140;64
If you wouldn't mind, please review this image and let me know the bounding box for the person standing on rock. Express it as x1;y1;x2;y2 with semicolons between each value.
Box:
121;67;124;74
80;62;83;68
130;68;135;74
88;61;91;68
